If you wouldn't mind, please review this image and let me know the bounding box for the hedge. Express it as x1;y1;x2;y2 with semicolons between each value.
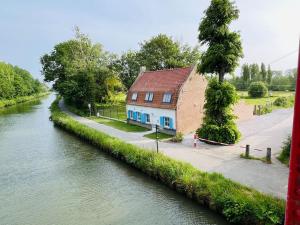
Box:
50;98;285;225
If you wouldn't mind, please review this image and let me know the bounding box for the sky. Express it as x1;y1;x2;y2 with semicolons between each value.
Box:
0;0;299;79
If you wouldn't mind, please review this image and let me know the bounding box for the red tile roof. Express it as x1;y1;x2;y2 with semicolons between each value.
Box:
129;67;193;92
127;66;194;109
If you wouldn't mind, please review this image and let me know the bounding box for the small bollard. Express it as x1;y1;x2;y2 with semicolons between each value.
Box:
266;147;272;163
245;144;250;157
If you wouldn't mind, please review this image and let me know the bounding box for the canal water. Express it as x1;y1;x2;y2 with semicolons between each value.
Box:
0;94;229;225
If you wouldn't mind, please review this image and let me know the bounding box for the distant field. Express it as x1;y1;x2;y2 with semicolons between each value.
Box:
238;91;295;106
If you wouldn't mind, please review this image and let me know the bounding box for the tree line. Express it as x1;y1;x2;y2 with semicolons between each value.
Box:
229;62;296;91
41;28;200;109
0;61;46;100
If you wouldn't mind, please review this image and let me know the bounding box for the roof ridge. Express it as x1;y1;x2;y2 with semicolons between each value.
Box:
143;66;192;73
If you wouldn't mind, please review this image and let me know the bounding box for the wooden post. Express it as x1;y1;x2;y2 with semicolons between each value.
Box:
253;105;257;115
266;147;271;163
246;144;250;157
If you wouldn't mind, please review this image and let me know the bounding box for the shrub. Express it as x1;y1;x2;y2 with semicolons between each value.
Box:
171;132;183;142
248;82;268;97
273;96;289;107
277;136;291;166
197;79;240;144
51;98;285;225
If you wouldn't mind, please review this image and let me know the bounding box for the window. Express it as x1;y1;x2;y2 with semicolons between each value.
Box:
131;92;138;101
137;112;141;121
145;92;154;102
162;93;172;103
145;114;150;123
164;117;170;128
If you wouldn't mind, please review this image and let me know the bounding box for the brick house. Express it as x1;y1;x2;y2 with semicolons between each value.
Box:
126;66;208;135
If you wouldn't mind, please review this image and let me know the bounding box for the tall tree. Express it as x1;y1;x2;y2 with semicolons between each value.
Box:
198;0;243;82
267;65;272;84
138;34;200;71
241;64;250;83
250;63;260;81
260;63;267;82
112;34;200;89
111;51;141;90
41;28;120;107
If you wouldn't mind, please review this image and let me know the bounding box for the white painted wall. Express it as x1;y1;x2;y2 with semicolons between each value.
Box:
126;104;176;129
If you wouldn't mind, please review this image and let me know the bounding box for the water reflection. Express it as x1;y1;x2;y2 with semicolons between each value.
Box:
0;94;229;225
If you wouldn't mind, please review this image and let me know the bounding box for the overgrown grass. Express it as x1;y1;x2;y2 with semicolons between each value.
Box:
91;117;149;132
144;132;174;140
51;98;285;225
0;92;50;108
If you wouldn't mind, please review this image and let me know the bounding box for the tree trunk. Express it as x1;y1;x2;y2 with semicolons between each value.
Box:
219;69;225;83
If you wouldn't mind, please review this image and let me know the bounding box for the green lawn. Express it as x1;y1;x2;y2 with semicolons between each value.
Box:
95;93;127;120
91;117;149;132
238;91;295;107
144;132;174;140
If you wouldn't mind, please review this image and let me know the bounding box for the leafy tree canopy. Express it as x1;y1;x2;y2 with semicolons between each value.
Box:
0;61;45;99
112;34;200;90
41;27;121;108
198;0;243;82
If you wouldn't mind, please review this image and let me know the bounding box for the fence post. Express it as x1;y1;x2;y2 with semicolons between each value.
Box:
266;147;272;163
246;144;250;157
253;105;257;115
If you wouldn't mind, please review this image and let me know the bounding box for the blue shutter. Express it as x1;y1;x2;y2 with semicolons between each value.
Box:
133;112;137;120
127;110;131;119
141;113;145;123
169;118;173;129
160;116;164;127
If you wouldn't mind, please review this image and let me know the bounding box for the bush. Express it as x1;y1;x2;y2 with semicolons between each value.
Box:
277;136;291;166
273;97;289;107
171;132;183;142
197;124;240;144
50;98;285;225
248;82;268;98
197;79;240;144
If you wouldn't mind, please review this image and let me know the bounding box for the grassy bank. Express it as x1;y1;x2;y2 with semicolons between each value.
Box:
0;92;50;108
51;98;285;225
144;132;173;140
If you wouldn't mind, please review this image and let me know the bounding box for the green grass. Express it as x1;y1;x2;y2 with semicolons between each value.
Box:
144;132;173;140
238;91;295;107
50;97;285;225
0;92;50;108
91;117;149;132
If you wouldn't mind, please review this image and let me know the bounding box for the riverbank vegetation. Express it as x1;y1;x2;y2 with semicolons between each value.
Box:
0;92;49;108
0;61;47;108
51;98;285;225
